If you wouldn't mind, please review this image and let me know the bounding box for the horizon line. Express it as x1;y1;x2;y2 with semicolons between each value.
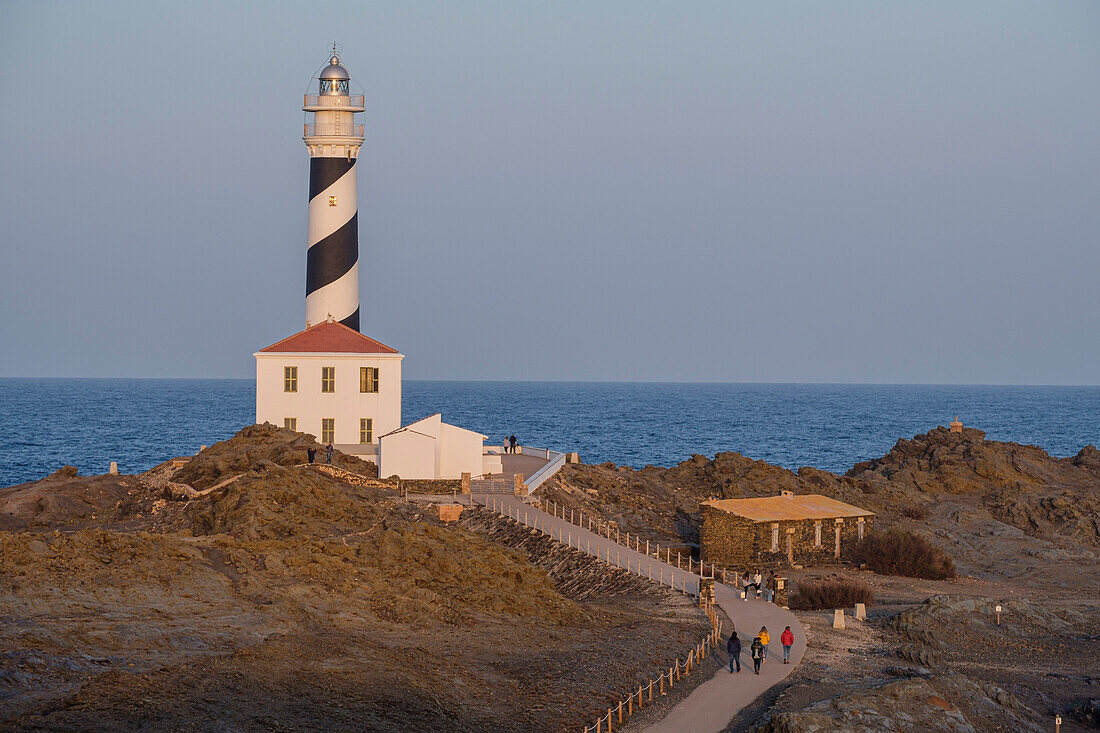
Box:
1;376;1098;388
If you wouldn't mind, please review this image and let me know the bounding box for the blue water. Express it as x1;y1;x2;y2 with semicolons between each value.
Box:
0;379;1096;488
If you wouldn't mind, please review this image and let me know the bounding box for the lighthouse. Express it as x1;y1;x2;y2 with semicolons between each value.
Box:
254;48;491;481
302;51;365;331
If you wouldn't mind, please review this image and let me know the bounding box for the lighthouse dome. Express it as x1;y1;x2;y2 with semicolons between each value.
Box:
318;54;351;96
320;56;350;81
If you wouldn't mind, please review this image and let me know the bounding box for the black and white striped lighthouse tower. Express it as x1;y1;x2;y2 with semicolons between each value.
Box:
302;51;365;331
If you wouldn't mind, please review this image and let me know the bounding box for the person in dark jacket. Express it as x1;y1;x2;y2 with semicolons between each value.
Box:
781;626;795;663
750;635;764;674
325;443;334;464
726;633;741;673
508;434;517;453
307;447;316;464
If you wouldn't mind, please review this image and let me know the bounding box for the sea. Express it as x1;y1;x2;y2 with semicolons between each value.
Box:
0;379;1096;488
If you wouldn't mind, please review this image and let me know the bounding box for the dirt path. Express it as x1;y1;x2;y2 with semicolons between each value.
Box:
481;495;805;733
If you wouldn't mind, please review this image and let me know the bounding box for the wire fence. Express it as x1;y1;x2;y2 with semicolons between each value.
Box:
481;497;726;732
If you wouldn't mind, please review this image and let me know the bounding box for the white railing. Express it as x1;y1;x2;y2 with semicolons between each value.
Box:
303;93;365;108
540;498;723;580
303;123;365;138
522;449;566;494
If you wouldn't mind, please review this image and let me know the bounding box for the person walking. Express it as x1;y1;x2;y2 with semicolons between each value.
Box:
781;626;794;664
307;447;316;464
753;569;763;599
325;443;334;464
508;434;517;454
740;571;752;600
750;635;764;675
726;633;741;673
759;626;770;664
502;437;509;455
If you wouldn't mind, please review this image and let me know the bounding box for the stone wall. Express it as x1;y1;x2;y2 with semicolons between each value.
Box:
400;478;463;494
699;506;755;567
701;508;874;569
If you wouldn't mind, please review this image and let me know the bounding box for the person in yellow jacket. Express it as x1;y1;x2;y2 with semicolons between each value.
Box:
759;626;770;664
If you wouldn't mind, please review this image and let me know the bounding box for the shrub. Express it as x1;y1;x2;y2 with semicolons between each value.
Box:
851;530;956;580
789;576;874;611
899;503;929;520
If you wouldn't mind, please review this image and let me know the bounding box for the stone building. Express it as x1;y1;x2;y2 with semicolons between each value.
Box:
700;492;874;568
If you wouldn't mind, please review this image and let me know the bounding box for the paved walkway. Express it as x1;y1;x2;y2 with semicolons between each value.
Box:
498;453;549;481
478;495;805;733
643;582;804;733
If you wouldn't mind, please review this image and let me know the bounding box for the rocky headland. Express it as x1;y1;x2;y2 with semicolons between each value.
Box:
1;423;1097;731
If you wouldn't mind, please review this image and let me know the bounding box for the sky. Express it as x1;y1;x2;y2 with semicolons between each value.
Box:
0;1;1097;383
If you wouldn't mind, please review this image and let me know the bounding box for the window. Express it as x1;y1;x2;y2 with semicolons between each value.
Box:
321;418;335;443
771;523;780;552
814;521;822;547
320;79;349;95
360;418;373;443
284;366;298;392
284;418;297;431
321;366;335;393
360;366;379;393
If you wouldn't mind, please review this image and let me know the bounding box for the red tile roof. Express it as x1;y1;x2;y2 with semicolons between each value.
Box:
258;321;400;354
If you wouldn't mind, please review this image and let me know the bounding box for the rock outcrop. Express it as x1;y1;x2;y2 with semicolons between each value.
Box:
172;423;376;490
755;674;1042;733
544;426;1100;568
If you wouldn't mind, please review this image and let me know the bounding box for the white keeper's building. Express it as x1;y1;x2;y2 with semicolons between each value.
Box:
254;320;403;463
253;50;489;480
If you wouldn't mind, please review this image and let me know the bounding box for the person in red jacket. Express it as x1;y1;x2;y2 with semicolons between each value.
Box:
780;625;795;664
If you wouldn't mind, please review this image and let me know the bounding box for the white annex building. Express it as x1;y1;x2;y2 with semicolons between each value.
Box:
254;50;488;480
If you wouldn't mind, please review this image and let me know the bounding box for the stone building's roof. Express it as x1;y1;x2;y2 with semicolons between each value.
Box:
257;321;399;354
702;494;873;522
